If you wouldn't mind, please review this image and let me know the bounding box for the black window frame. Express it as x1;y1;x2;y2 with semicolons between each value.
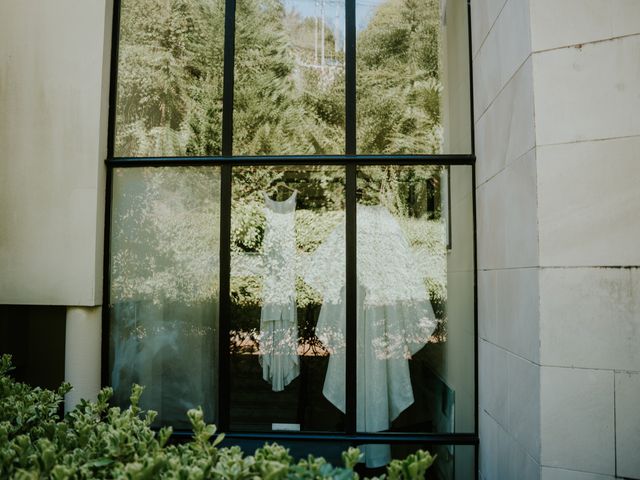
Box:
102;0;478;471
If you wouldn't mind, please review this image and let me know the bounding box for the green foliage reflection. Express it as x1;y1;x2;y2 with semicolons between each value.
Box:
115;0;442;156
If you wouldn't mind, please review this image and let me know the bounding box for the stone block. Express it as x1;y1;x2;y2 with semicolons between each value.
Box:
508;352;540;460
537;137;640;267
478;269;497;342
480;389;541;480
477;149;538;270
497;423;541;480
470;0;508;57
495;267;540;363
530;0;640;52
541;466;615;480
540;366;615;475
539;268;640;371
476;172;506;270
533;35;640;146
479;339;508;429
615;371;640;479
475;57;535;185
473;0;532;118
479;410;499;480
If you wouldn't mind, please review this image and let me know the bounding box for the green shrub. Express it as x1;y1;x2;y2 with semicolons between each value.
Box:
0;354;434;479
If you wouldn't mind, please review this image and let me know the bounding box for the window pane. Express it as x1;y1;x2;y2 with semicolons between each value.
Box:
109;167;220;428
356;0;472;154
355;165;474;444
229;165;345;431
114;0;225;157
233;0;345;155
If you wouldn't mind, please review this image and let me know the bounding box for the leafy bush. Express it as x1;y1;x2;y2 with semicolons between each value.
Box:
0;354;435;479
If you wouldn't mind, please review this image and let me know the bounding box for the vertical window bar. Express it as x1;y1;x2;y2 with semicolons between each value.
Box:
218;166;232;430
222;0;236;157
345;0;356;155
106;0;122;159
218;0;236;431
344;0;357;435
345;165;357;435
101;166;114;388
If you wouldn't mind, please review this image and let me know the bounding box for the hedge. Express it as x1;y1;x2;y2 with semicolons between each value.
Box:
0;355;434;479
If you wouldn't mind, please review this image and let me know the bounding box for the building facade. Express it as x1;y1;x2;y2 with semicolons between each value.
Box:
1;0;639;478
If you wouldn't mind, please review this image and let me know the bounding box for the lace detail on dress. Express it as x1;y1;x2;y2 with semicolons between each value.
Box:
259;191;300;391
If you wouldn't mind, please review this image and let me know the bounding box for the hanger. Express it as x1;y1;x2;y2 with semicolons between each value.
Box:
273;181;296;193
264;182;297;202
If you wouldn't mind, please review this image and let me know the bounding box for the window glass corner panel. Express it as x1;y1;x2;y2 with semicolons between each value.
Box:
355;164;474;438
356;0;472;155
233;0;345;155
382;444;474;480
229;165;345;431
114;0;225;157
439;0;473;154
109;166;220;428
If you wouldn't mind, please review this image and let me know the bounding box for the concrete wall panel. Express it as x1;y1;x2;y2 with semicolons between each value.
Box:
533;35;640;146
530;0;640;52
537;137;640;267
540;367;615;475
472;0;532;118
0;0;111;305
540;267;640;372
615;372;640;479
476;148;538;270
475;57;535;185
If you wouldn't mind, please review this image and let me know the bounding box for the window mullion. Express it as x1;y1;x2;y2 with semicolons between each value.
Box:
106;0;122;160
218;0;237;432
345;164;357;436
344;0;357;436
345;0;356;155
222;0;236;156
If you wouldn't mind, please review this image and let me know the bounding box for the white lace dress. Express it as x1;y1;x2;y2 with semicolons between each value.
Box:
259;191;300;391
303;204;438;467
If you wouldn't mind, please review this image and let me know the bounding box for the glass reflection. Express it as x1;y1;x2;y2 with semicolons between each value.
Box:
233;0;345;154
230;166;345;431
356;0;443;154
355;165;474;461
115;0;225;157
109;167;220;428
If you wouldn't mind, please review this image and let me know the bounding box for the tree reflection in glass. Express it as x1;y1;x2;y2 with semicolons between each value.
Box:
357;0;443;154
109;167;220;428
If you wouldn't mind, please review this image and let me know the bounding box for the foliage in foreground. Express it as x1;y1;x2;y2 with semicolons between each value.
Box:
0;355;435;479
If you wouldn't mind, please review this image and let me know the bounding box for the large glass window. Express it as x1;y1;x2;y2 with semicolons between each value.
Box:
107;0;475;476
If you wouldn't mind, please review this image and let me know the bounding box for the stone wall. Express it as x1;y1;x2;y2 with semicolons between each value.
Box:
473;0;640;478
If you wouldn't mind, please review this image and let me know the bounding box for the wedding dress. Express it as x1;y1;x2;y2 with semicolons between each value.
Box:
303;204;438;467
259;191;300;391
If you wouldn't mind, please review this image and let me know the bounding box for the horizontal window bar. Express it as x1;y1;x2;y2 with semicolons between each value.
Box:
107;154;475;167
168;430;478;445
